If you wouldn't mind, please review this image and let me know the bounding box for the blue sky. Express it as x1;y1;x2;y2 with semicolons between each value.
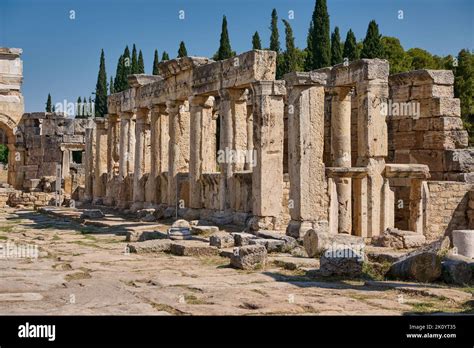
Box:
1;0;473;112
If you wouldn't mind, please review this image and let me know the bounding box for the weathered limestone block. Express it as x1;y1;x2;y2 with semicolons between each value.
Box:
422;130;468;150
232;232;257;246
80;209;104;219
125;230;167;242
170;241;219;257
444;149;474;172
373;228;426;249
452;230;474;258
230;244;267;270
209;232;235;248
388;252;442;282
255;230;298;252
127;239;172;254
320;247;365;277
303;229;364;258
249;238;285;253
441;255;472;285
191;225;219;235
419;97;461;118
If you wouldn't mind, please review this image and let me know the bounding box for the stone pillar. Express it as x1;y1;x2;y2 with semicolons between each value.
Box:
250;81;286;230
61;148;70;180
219;88;247;210
84;120;95;202
189;95;213;209
167;100;190;207
119;112;135;179
408;179;425;234
132;108;150;209
245;99;254;171
286;83;328;239
331;86;352;234
147;106;160;204
356;80;389;237
93;118;108;203
106;114;120;180
157;105;169;204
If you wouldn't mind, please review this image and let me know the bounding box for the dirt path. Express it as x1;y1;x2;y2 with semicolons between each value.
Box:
0;208;471;315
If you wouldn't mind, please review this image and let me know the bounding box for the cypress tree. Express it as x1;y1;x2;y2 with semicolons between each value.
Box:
138;50;145;73
110;76;114;94
311;0;331;69
269;9;280;53
76;97;82;118
331;26;343;65
252;31;262;50
361;20;384;59
45;93;52;112
95;49;108;118
123;46;131;89
304;21;314;71
162;51;170;61
282;19;298;75
153;49;160;75
114;55;123;92
178;41;188;58
131;44;138;74
343;29;358;61
215;15;234;61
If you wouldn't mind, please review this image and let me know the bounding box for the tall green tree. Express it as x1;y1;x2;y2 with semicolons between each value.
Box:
361;20;384;59
269;9;280;53
214;15;234;60
162;51;170;61
131;44;138;74
46;93;52;112
94;49;108;118
123;46;131;87
252;31;262;50
138;50;145;73
304;21;314;71
76;97;82;118
178;41;188;57
282;19;298;75
343;29;358;61
381;36;411;74
109;76;114;94
331;26;343;65
454;49;474;144
406;48;438;70
153;49;160;75
310;0;331;69
114;55;123;92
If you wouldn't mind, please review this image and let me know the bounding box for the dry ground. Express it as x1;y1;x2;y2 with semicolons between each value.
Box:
0;207;472;315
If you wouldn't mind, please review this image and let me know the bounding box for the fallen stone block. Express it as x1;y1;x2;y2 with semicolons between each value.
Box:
170;240;219;257
388;251;441;283
209;232;234;248
271;256;320;271
230;245;267;270
192;225;219;235
303;229;364;258
452;230;474;258
373;228;426;249
127;239;172;254
141;214;157;222
80;209;104;219
320;247;365;277
125;230;167;242
249;238;285;253
442;254;472;285
232;232;257;246
255;230;298;252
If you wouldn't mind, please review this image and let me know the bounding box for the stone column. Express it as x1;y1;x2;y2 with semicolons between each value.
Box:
189;95;213;209
356;80;389;237
157;105;169;203
119;112;132;179
408;179;425;234
106;114;119;180
245;98;254;171
250;81;286;230
132;108;150;209
84;120;96;202
286;82;328;238
218;88;247;210
148;106;160;204
167;100;190;207
331;86;352;234
93;118;108;203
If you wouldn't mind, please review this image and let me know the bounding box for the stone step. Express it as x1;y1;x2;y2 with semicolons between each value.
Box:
170;240;219;257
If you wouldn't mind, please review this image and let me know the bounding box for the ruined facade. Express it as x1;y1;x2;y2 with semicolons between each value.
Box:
83;50;472;241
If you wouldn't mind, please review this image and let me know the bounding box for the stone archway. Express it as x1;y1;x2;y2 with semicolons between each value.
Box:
0;113;22;188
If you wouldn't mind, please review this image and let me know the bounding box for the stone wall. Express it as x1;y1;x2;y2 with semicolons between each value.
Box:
425;181;472;241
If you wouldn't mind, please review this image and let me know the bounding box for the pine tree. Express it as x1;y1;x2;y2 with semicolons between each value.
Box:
76;97;82;118
153;49;160;75
95;49;108;118
304;21;314;71
162;51;170;61
282;19;298;75
361;20;384;59
343;29;358;61
131;44;138;74
215;15;234;61
46;94;52;112
138;50;145;73
331;26;343;65
252;31;262;50
114;55;123;92
178;41;188;58
311;0;331;69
